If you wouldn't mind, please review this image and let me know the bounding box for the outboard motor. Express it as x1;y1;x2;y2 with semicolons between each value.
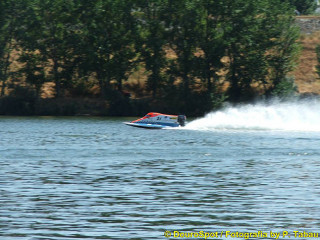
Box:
177;115;186;127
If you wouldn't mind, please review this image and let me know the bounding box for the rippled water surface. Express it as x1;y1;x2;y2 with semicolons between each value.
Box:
1;115;320;239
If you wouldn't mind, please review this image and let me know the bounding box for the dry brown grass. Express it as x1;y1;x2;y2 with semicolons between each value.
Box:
294;32;320;94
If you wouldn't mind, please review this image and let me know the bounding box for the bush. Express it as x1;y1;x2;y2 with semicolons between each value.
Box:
271;76;298;99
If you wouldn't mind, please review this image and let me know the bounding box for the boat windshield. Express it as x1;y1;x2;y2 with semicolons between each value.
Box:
144;113;160;118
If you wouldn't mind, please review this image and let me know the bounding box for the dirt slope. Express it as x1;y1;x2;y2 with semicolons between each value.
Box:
294;32;320;94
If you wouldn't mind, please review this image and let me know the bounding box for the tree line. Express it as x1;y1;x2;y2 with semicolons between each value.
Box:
0;0;302;116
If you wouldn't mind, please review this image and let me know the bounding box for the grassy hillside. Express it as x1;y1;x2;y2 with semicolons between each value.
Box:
294;32;320;94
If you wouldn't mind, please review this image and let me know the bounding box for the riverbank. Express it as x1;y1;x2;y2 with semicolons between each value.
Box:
0;92;213;117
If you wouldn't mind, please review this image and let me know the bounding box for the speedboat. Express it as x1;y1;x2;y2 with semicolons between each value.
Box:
124;112;186;129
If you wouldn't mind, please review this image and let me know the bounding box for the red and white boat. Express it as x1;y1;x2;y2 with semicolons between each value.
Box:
124;112;186;129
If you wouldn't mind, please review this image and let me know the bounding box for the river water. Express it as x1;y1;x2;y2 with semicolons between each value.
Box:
1;100;320;240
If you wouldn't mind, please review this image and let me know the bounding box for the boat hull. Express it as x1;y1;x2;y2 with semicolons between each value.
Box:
124;122;170;129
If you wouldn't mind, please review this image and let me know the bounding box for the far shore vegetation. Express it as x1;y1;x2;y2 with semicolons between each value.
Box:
0;0;319;117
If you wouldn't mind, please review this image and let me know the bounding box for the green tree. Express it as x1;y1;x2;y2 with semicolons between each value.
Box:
0;0;20;96
221;0;266;101
135;0;168;98
166;0;202;96
81;0;137;98
221;0;300;101
19;52;45;98
266;0;300;96
196;0;226;94
16;0;83;98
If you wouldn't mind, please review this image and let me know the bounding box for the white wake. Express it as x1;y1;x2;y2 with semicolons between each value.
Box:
185;99;320;131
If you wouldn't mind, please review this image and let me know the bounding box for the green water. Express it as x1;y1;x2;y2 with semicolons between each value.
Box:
1;116;320;239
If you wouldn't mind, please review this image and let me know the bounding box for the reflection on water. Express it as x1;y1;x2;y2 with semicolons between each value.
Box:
1;117;320;239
